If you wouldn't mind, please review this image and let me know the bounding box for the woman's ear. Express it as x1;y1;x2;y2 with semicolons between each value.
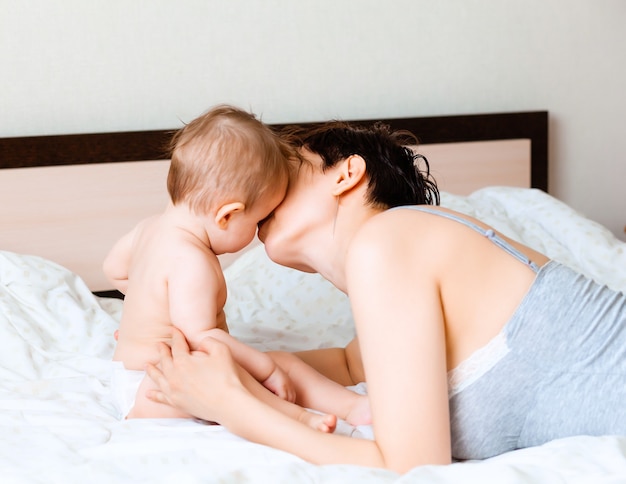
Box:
215;201;245;229
332;155;366;196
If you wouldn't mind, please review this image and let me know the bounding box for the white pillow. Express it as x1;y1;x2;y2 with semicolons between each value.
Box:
441;187;626;292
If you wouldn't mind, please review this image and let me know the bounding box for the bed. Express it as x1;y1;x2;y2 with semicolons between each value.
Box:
2;111;626;483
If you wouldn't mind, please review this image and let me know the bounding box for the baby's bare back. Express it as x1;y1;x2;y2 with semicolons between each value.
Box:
112;216;227;370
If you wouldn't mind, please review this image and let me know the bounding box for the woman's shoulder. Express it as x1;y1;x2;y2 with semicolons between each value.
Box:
350;206;436;260
359;204;441;233
349;205;469;265
368;205;492;235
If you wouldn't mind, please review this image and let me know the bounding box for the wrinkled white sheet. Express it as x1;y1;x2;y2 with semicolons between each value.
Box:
1;187;625;483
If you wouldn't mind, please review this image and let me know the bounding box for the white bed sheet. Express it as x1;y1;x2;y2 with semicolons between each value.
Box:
1;187;625;483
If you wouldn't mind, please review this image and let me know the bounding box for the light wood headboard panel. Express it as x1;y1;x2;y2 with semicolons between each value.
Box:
0;112;548;293
1;161;170;291
420;139;531;195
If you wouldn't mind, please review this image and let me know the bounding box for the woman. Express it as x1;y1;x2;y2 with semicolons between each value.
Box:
145;121;626;473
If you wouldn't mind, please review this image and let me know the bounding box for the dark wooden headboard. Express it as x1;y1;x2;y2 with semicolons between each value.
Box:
0;111;548;190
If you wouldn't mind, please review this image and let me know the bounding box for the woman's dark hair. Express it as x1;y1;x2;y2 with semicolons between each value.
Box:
281;121;440;209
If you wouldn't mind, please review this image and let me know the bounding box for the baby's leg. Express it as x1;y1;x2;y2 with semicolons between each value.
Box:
237;363;337;433
127;373;192;419
268;351;371;426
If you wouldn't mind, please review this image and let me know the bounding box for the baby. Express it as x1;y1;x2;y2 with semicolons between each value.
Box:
104;105;369;431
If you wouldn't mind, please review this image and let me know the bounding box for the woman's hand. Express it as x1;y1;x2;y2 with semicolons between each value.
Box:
148;326;387;469
145;327;244;423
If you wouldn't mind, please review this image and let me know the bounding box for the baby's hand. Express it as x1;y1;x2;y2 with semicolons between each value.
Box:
262;367;296;403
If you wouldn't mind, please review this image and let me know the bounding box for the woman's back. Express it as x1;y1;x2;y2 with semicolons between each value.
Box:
449;260;626;459
376;206;626;460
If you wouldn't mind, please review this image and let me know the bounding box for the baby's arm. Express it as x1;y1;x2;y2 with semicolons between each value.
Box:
102;227;137;294
167;250;295;401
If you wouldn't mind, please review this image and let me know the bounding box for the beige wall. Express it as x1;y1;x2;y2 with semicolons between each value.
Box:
1;0;625;239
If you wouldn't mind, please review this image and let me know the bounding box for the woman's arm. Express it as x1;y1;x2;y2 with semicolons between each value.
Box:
345;218;452;471
145;330;385;467
292;337;364;386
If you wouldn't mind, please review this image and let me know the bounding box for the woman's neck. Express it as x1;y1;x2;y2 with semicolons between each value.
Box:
309;200;382;293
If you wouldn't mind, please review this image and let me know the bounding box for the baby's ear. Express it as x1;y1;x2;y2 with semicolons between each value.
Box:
215;202;245;229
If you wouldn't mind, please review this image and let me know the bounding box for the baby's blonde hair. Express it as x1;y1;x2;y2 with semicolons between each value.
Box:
167;105;292;214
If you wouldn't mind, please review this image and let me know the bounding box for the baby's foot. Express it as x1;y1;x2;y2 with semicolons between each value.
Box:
345;395;372;426
300;410;337;433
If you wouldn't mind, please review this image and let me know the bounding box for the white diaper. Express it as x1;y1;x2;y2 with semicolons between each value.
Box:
110;361;145;419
